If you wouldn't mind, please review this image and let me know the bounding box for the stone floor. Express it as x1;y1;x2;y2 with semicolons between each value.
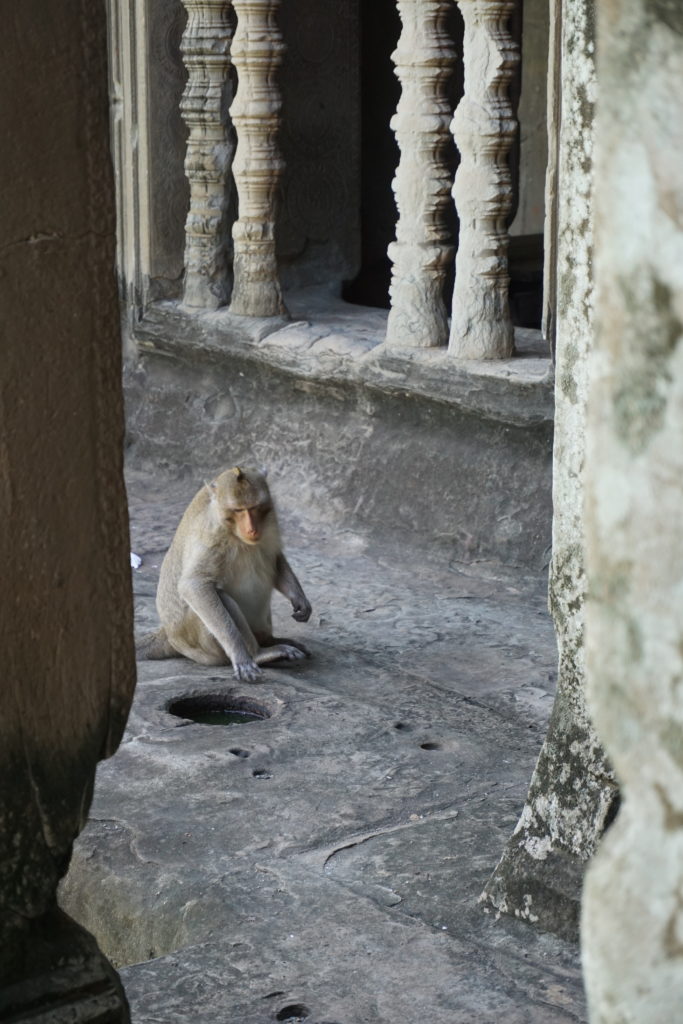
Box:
59;467;587;1023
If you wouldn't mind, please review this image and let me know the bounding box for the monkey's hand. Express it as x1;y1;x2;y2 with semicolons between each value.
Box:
291;596;312;622
232;657;263;682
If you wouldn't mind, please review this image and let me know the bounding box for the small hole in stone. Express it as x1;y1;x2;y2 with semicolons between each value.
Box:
253;769;273;779
275;1005;310;1022
167;693;270;726
230;748;250;758
394;722;411;731
603;791;621;833
420;742;442;751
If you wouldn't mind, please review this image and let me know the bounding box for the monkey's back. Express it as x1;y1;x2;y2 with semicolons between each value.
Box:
156;485;214;626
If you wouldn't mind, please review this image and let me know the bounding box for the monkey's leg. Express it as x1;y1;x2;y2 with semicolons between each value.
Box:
217;593;308;669
215;591;259;650
275;554;312;622
137;627;180;660
167;617;230;666
179;578;261;680
256;633;311;658
254;645;307;666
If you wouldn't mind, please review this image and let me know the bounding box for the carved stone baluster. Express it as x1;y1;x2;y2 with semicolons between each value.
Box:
385;1;456;349
449;0;518;358
229;0;286;317
180;0;234;309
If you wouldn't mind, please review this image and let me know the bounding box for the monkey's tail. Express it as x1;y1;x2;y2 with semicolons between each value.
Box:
136;627;179;660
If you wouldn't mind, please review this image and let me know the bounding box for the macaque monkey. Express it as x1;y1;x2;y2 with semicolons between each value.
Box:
143;466;312;681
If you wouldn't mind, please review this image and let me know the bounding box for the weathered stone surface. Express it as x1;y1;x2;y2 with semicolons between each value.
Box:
481;0;617;941
123;288;553;571
59;471;587;1022
0;0;136;1017
582;3;683;1020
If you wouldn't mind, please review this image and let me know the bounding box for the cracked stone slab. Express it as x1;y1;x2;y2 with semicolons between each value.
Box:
119;862;585;1024
59;470;586;1021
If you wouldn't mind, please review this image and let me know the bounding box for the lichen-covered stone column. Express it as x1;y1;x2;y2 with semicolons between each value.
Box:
385;0;456;349
582;3;683;1019
229;0;286;317
481;0;618;940
448;0;517;359
180;0;234;309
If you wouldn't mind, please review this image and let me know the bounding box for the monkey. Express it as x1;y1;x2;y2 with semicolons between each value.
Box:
141;466;312;682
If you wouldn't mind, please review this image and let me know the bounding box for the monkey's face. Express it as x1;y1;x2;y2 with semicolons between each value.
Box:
209;467;274;544
230;504;272;545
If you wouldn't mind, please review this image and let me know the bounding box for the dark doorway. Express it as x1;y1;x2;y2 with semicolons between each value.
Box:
342;0;400;309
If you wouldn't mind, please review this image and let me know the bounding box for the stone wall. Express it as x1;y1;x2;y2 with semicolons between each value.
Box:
124;312;553;571
582;2;683;1019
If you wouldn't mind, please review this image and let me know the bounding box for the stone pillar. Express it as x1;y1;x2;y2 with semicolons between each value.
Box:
108;0;149;316
229;0;287;317
582;3;683;1020
0;0;136;1019
481;0;618;940
448;0;518;359
385;0;456;349
541;0;561;355
180;0;235;309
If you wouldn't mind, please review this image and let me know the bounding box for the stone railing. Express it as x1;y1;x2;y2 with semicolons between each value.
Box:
179;0;520;359
180;0;285;317
386;0;519;356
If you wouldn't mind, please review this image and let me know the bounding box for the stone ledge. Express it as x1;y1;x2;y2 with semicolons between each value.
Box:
133;285;554;429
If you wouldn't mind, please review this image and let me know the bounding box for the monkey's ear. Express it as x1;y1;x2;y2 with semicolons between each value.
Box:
232;466;245;482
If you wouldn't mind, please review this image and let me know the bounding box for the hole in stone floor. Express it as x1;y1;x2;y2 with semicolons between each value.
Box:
253;768;273;779
167;693;270;727
420;741;442;751
230;748;250;758
275;1006;310;1022
394;721;412;731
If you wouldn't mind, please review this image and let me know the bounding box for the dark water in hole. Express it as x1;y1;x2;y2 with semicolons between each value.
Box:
186;710;264;726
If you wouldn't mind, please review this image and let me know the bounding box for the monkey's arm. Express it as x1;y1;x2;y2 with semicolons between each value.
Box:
275;554;312;622
178;574;261;681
